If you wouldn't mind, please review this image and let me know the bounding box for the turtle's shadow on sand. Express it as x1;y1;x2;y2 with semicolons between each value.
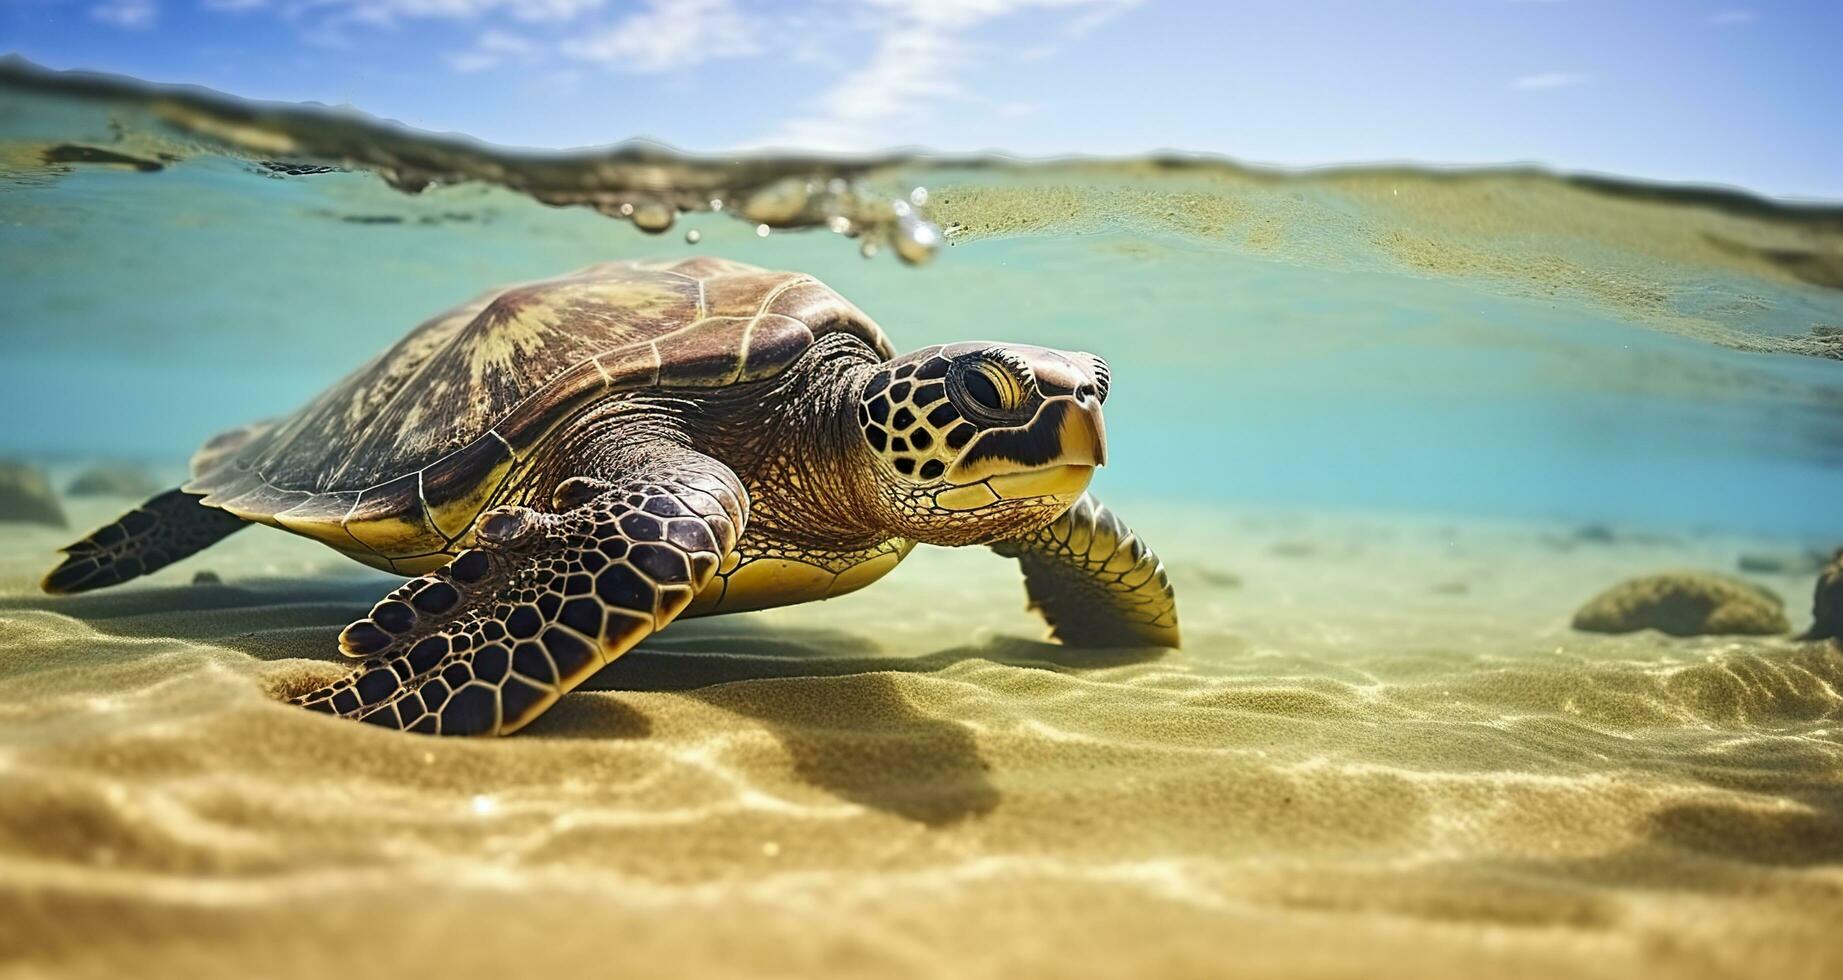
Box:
567;620;1168;825
9;578;1170;826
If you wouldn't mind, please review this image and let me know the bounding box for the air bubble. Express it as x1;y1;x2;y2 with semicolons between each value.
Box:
894;212;942;266
742;177;810;225
631;201;674;233
755;223;770;238
116;90;970;270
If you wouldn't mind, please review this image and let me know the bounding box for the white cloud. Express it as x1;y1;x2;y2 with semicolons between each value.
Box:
92;0;156;28
540;69;585;97
279;0;605;27
200;0;608;60
1510;71;1590;91
560;0;757;72
1062;2;1130;37
761;0;1140;151
478;29;536;52
201;0;754;76
192;0;1132;147
444;28;538;73
444;51;499;72
1707;9;1757;26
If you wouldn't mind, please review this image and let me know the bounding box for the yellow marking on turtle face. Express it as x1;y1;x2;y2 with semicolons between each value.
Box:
946;398;1107;485
934;483;999;511
987;464;1094;502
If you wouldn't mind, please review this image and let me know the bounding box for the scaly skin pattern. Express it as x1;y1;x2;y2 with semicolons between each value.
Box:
655;336;911;613
42;489;248;594
48;321;1183;738
294;455;745;735
498;335;915;617
990;493;1180;648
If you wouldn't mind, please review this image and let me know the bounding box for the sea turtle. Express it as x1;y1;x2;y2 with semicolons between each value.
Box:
43;258;1179;736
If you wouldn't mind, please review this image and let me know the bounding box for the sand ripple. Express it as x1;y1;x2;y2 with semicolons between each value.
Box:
2;505;1841;978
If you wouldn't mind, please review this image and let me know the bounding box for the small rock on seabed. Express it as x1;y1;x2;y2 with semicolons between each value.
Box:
0;460;66;527
66;462;163;498
1804;549;1843;641
1573;571;1789;637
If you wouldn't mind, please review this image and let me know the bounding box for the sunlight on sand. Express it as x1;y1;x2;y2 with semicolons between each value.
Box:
1;495;1839;977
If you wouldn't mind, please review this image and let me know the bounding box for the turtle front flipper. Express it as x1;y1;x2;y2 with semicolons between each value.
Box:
292;455;746;736
990;493;1179;648
43;488;249;594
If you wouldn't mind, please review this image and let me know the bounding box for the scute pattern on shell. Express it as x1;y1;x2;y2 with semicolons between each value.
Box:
181;257;892;567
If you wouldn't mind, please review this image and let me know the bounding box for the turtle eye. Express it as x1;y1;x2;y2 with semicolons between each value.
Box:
950;355;1030;423
961;369;1004;412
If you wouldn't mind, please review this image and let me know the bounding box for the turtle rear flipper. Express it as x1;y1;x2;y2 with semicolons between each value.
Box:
292;451;745;736
991;493;1179;648
42;488;248;594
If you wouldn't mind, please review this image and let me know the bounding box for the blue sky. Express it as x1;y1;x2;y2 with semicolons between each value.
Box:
3;0;1840;200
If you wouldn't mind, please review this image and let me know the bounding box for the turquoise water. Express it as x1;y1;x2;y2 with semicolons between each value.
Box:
3;64;1841;537
5;61;1843;980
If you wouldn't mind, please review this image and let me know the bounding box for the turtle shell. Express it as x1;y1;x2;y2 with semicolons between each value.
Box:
183;257;894;571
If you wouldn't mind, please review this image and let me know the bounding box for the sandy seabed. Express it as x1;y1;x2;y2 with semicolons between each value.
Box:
1;494;1840;980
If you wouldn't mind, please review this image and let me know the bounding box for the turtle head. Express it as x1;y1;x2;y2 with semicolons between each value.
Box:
853;342;1109;546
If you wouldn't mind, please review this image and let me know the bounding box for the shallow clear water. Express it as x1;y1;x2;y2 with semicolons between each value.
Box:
4;67;1841;534
2;62;1843;979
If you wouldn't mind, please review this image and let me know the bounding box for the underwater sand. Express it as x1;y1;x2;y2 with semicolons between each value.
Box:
3;491;1841;979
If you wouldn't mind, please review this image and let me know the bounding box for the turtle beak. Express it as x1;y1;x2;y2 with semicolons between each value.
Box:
1061;394;1107;467
1024;350;1105;469
1028;351;1108;466
944;394;1108;485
